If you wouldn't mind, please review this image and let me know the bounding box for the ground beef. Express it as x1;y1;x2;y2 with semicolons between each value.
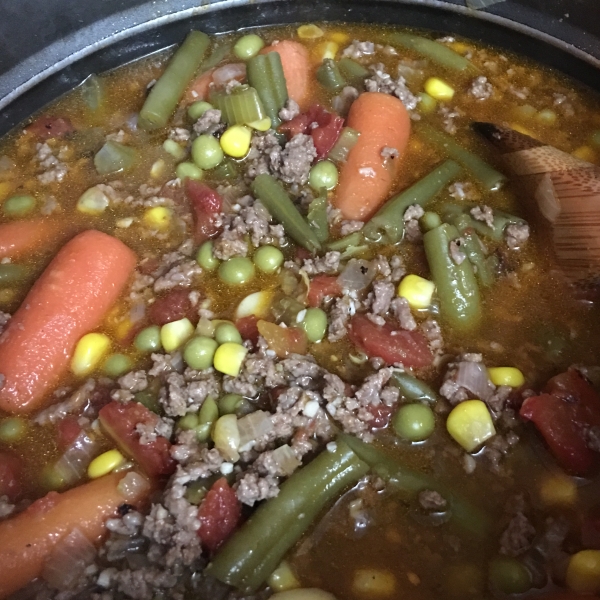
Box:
439;356;496;405
118;371;149;393
332;86;360;116
278;134;317;186
390;297;417;331
422;319;444;356
403;203;424;243
33;379;96;425
153;259;202;293
342;40;376;60
418;490;447;511
390;255;406;282
469;76;493;100
471;205;495;228
505;223;530;249
381;146;399;159
168;127;191;143
245;131;282;179
500;510;536;557
136;415;174;446
340;219;364;236
448;181;479;201
328;295;355;342
449;239;466;265
301;251;341;275
35;142;68;184
0;310;10;336
370;281;395;315
161;370;221;417
148;352;184;378
235;472;280;506
279;99;300;122
438;105;463;135
212;227;249;260
192;109;224;136
365;63;419;111
483;432;519;473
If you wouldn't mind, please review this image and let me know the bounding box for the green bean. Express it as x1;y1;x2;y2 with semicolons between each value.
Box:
423;223;482;332
391;372;437;404
183;336;218;370
418;92;437;114
306;194;329;244
337;58;370;87
247;52;288;127
338;433;490;539
200;42;233;72
139;31;210;130
316;59;346;91
0;263;28;286
442;204;526;242
459;230;495;288
299;307;328;343
94;141;137;175
420;211;442;232
253;245;284;273
308;160;338;192
3;194;36;218
215;322;242;345
0;417;27;443
327;126;360;163
218;257;255;285
417;124;506;191
326;232;363;252
393;404;436;442
363;159;462;245
387;32;476;72
208;440;368;591
102;353;133;378
134;389;161;414
134;325;162;353
211;85;266;126
234;34;265;60
187;100;213;120
251;174;322;253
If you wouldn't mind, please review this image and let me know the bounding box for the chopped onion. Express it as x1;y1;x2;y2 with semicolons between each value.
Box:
42;528;96;590
129;301;146;323
213;414;241;462
271;444;301;476
238;410;274;451
212;63;247;87
52;430;101;486
454;361;495;401
117;471;151;501
337;259;377;292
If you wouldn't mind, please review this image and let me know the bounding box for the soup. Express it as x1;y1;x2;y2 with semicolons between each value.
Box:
1;21;600;600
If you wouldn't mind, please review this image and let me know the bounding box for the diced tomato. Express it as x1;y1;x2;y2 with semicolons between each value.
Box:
307;275;342;307
257;320;308;358
279;112;312;137
520;368;600;475
25;115;74;140
149;289;197;326
198;477;241;553
348;314;434;369
185;180;223;244
56;416;83;450
368;404;393;429
0;452;22;502
98;401;175;478
236;315;260;347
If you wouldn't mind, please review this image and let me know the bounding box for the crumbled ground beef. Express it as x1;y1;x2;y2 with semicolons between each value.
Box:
33;379;96;425
192;109;224;136
212;227;249;260
449;239;466;265
365;63;420;111
332;86;359;116
235;472;280;506
505;223;530;249
469;76;493;100
500;508;536;556
403;203;424;243
390;297;417;331
439;355;496;405
35;142;68;184
370;281;395;315
279;99;300;122
438;105;463;135
153;259;202;293
301;251;341;275
328;295;356;342
448;181;479;201
340;219;364;235
342;40;376;60
168;127;191;143
418;490;447;511
0;310;10;336
471;205;495;228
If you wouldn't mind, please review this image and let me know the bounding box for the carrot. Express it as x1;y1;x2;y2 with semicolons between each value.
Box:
0;230;137;414
182;67;215;105
261;40;311;109
333;92;412;221
0;471;150;599
0;218;67;260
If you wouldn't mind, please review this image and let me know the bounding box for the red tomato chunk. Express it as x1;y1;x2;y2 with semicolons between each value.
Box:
197;478;241;553
186;180;223;243
149;289;197;326
0;452;22;502
307;275;342;307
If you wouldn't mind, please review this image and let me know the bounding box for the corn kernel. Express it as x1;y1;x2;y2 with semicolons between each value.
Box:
398;274;435;309
150;158;166;179
160;318;195;352
268;560;301;592
115;318;134;341
424;77;455;101
539;473;577;508
449;41;470;54
330;31;350;44
71;332;111;376
566;550;600;593
487;367;525;388
509;122;536;137
446;400;496;452
353;569;397;597
572;146;597;163
220;125;252;158
247;117;272;132
314;40;339;61
213;342;248;377
143;206;172;230
87;449;126;479
297;24;324;39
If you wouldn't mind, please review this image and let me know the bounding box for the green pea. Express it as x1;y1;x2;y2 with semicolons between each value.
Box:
176;161;204;181
102;353;133;378
3;194;36;217
199;397;219;425
134;325;162;353
308;160;338;191
0;417;27;443
185;480;208;504
218;256;255;285
162;138;187;161
392;403;435;442
253;245;284;274
178;412;200;430
188;101;214;121
218;393;244;415
192;134;224;170
488;556;531;595
233;34;265;60
0;264;28;286
215;322;243;345
196;240;220;270
299;307;328;343
183;336;218;370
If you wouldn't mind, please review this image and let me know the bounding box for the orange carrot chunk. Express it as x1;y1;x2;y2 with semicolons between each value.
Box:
333;92;411;221
182;68;216;105
0;472;149;599
0;218;67;260
0;230;137;414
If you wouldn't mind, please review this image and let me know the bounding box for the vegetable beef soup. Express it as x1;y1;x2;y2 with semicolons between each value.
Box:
1;21;600;600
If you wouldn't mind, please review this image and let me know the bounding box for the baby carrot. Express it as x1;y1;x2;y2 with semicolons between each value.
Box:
0;230;137;414
0;471;149;599
0;218;67;260
182;67;216;105
260;40;311;109
333;92;411;221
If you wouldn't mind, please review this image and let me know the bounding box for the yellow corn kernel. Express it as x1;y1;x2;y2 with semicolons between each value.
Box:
398;274;435;309
352;569;397;597
314;40;339;61
487;367;525;388
539;473;578;508
87;449;126;479
213;342;248;377
297;24;324;40
330;31;350;44
143;206;172;230
71;332;111;376
572;146;597;163
220;125;252;158
446;400;496;452
150;158;166;179
247;117;272;132
449;41;470;54
160;318;195;352
424;77;455;101
268;561;301;592
566;550;600;593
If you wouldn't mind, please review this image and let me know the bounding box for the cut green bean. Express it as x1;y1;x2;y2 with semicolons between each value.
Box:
247;52;288;127
307;194;329;243
387;32;476;72
211;86;266;126
423;222;482;332
420;211;442;232
417;124;506;191
338;58;370;87
441;204;526;242
450;214;495;287
0;263;28;286
363;159;462;245
391;372;438;403
208;440;368;592
326;232;362;251
327;127;360;163
140;31;211;130
251;174;321;253
316;59;346;91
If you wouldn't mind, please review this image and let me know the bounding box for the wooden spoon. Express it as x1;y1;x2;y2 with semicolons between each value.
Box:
473;122;600;293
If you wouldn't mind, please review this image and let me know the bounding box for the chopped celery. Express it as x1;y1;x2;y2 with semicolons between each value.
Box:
316;59;346;91
94;141;138;175
247;52;288;127
210;85;266;126
327;127;360;163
